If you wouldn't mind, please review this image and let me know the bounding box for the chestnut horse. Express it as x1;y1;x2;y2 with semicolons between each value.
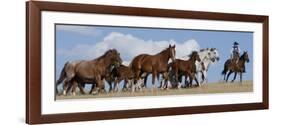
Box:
56;49;122;95
130;45;176;90
170;51;201;88
222;51;249;83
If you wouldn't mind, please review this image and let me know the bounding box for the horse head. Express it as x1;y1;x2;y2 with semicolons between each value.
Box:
209;48;220;62
107;49;123;68
168;44;176;62
241;51;249;63
189;51;201;62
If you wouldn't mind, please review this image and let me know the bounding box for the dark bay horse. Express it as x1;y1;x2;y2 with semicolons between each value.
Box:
56;49;122;95
222;51;249;83
130;45;176;90
170;51;201;88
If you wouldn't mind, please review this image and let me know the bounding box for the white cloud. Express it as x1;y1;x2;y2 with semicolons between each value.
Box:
57;32;200;64
56;25;102;36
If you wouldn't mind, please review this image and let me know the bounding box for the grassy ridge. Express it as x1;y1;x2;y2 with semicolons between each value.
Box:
56;80;253;100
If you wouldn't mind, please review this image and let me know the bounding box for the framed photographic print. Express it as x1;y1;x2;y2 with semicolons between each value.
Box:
26;1;269;124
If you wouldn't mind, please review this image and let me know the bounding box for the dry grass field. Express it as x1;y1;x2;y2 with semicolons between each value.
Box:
56;80;253;100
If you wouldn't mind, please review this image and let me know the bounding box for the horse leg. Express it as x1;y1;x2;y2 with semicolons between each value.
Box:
159;73;165;89
223;69;228;81
122;79;128;91
193;73;200;87
188;74;193;87
114;79;120;92
231;72;237;82
137;78;144;92
202;70;207;84
71;80;78;96
176;72;181;88
226;71;233;83
100;81;106;93
152;70;157;90
196;72;201;84
240;72;243;83
133;70;141;92
77;82;86;95
162;72;168;89
89;84;96;94
182;75;188;88
93;77;102;94
223;72;226;81
177;74;182;89
164;72;169;89
112;80;117;92
125;79;131;91
143;74;148;88
157;73;162;89
158;74;163;89
62;80;69;96
108;81;113;92
64;78;74;96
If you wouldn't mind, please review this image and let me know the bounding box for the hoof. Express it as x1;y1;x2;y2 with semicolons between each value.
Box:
92;91;98;95
63;90;67;96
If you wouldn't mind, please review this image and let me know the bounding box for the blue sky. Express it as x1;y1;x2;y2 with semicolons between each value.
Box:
55;24;253;91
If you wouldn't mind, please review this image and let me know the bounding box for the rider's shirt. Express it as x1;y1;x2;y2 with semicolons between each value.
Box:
230;45;240;59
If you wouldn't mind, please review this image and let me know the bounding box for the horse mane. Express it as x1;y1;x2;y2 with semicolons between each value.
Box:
95;49;116;61
239;52;246;60
157;47;170;55
210;48;216;51
200;48;216;52
188;51;198;58
200;48;207;52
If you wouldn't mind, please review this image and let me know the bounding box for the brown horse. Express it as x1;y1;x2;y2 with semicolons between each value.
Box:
170;51;201;88
222;51;249;83
130;45;176;90
56;49;122;95
109;64;134;92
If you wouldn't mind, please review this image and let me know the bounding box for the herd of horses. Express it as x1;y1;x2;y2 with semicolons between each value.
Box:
56;44;249;96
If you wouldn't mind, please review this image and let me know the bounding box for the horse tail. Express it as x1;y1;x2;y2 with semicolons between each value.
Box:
221;70;226;75
55;62;68;93
221;61;228;75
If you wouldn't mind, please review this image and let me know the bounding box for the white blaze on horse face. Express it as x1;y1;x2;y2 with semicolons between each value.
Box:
170;48;176;61
173;49;176;61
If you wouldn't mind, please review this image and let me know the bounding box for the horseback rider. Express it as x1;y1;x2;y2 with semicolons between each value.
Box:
230;41;246;73
230;41;240;64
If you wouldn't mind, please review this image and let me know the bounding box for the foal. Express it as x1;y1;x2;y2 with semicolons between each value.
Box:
110;64;135;92
170;51;201;88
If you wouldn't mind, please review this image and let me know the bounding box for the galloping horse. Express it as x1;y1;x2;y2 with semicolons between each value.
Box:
195;48;220;84
56;49;122;95
170;51;201;88
222;51;249;83
130;45;176;91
